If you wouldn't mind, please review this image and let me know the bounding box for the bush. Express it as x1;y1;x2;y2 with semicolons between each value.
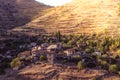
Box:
109;64;118;73
115;55;120;59
71;56;81;62
85;48;91;53
117;49;120;54
0;68;5;75
100;60;108;70
62;60;67;64
91;54;97;59
77;61;84;70
40;55;47;61
10;57;22;68
92;77;97;80
101;54;108;60
118;71;120;75
25;57;31;62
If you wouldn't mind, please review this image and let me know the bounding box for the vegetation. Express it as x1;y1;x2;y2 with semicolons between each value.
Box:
53;31;62;42
92;77;97;80
100;60;108;70
109;64;119;73
40;55;47;61
10;58;22;68
77;61;84;70
2;32;120;75
0;68;5;75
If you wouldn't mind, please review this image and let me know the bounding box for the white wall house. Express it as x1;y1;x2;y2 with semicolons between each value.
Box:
64;49;76;57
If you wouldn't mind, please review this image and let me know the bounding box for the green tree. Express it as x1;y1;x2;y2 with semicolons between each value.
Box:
109;64;118;73
100;60;108;70
54;31;61;42
10;57;22;68
77;61;84;70
40;55;47;61
92;77;97;80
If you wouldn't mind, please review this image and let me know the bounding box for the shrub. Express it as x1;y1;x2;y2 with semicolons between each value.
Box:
0;68;5;75
25;57;31;61
62;60;67;64
92;77;97;80
91;54;97;59
85;47;94;53
101;54;108;60
69;56;81;63
72;56;81;60
10;57;22;68
100;60;108;70
40;55;47;61
77;61;84;70
85;48;91;53
115;55;120;59
117;49;120;54
109;64;118;73
118;71;120;75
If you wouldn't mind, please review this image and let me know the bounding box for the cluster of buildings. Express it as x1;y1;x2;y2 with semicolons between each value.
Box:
18;42;102;66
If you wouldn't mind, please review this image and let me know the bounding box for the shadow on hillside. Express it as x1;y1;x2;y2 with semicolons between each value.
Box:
0;16;31;34
10;27;47;36
0;26;46;54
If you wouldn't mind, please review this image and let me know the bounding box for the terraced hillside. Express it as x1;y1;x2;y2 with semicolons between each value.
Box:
0;0;50;32
0;63;120;80
12;0;120;35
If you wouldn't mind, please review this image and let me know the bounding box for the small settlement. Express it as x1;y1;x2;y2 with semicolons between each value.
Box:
1;33;120;75
17;42;102;69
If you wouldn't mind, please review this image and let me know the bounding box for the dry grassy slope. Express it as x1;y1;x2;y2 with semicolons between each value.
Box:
0;63;120;80
14;0;120;35
0;0;50;31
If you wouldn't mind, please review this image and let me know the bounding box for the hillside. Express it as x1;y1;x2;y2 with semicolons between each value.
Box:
0;0;50;33
12;0;120;35
1;63;120;80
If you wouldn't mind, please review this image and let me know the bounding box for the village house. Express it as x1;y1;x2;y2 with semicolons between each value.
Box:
64;48;80;58
32;46;39;52
46;43;62;64
31;43;61;55
30;42;37;47
41;43;49;50
17;43;62;64
64;49;76;56
46;51;56;64
92;51;102;56
31;44;48;56
77;42;87;49
47;43;62;52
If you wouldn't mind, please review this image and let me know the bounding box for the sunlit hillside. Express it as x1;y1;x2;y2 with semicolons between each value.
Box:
11;0;120;35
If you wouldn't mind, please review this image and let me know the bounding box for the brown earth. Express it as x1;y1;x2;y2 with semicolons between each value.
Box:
0;63;120;80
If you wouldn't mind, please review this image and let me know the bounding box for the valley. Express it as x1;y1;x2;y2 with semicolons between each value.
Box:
1;0;120;80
